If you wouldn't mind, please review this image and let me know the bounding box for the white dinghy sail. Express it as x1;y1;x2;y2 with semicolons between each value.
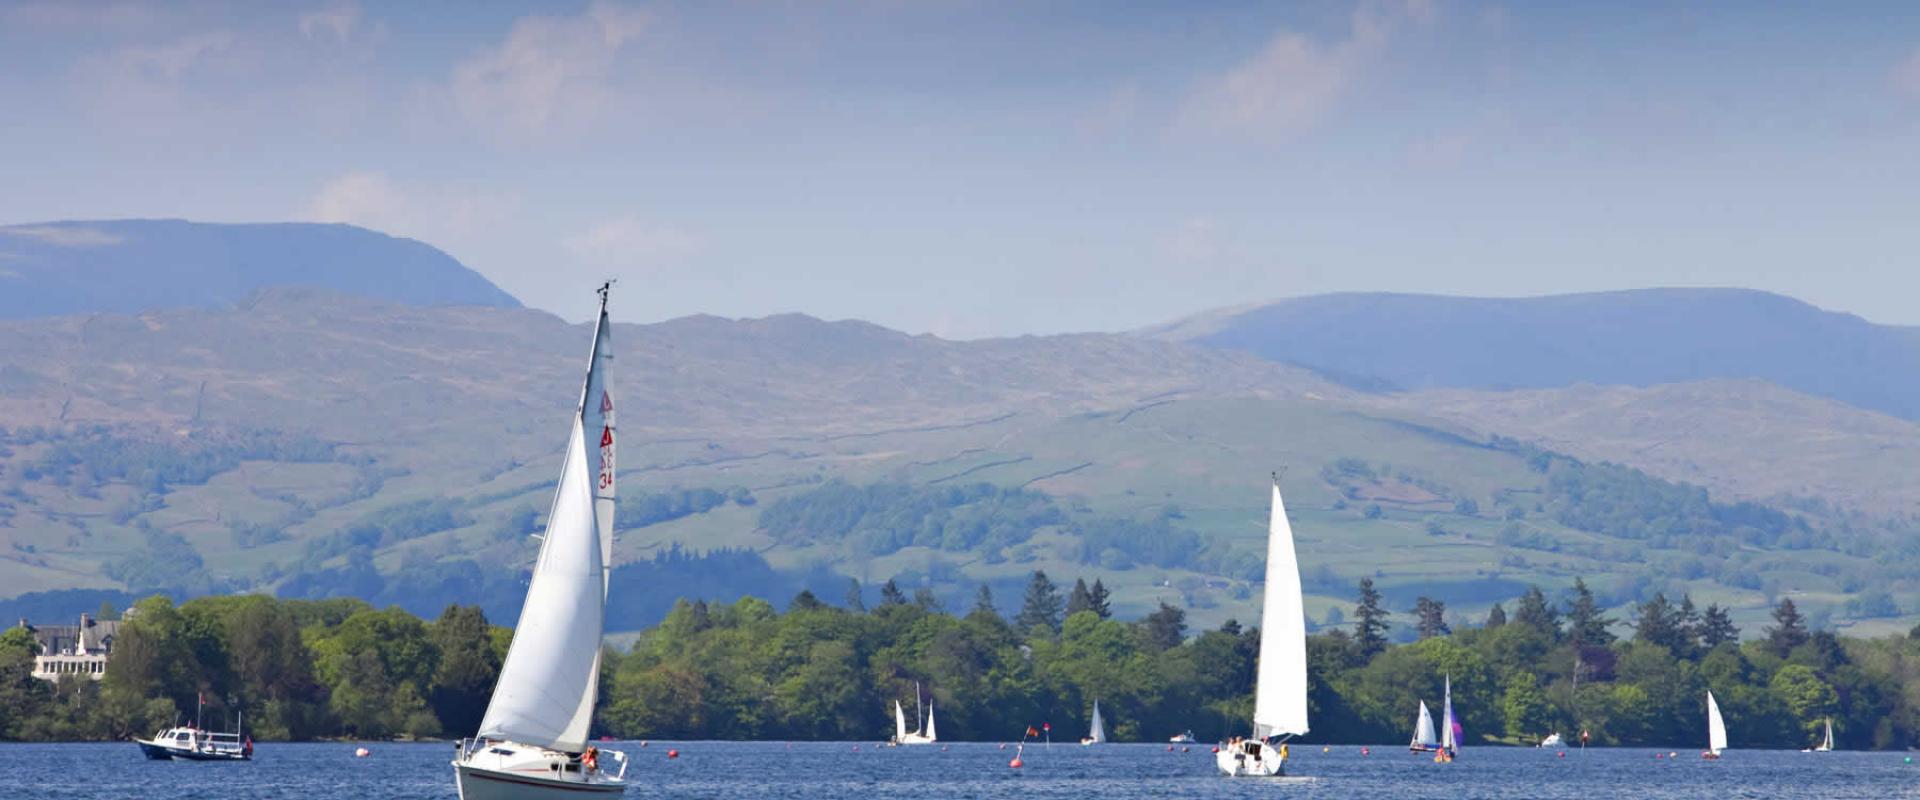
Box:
454;285;627;799
1705;690;1728;758
1409;701;1438;751
1216;477;1309;777
1082;701;1107;745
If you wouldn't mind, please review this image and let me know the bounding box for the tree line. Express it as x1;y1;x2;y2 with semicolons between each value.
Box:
2;574;1916;748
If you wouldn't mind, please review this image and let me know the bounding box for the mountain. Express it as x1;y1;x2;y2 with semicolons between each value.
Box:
2;291;1914;637
0;220;519;319
1147;289;1920;422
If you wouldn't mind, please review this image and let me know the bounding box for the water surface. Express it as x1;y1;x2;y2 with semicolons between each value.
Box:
2;740;1912;799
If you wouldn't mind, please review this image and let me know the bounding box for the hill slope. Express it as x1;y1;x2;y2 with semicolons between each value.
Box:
1148;289;1920;421
1;293;1914;637
0;220;519;319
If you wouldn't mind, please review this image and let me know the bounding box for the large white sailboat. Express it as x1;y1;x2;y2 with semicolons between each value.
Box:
1702;690;1727;759
1216;478;1310;777
453;285;628;799
1804;718;1834;752
1080;700;1107;746
1408;701;1438;752
890;683;937;746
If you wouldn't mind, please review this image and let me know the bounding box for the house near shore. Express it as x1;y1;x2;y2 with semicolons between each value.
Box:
16;613;122;681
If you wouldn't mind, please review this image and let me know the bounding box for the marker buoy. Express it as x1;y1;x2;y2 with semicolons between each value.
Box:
354;747;370;758
1361;747;1370;756
999;744;1006;750
1211;746;1220;753
1010;756;1023;768
1322;746;1329;753
640;741;649;747
1656;753;1664;759
1558;751;1566;758
667;749;680;759
1670;752;1677;759
1182;746;1190;753
1905;756;1912;764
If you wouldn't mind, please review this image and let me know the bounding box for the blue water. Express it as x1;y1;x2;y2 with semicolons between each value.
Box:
0;741;1913;799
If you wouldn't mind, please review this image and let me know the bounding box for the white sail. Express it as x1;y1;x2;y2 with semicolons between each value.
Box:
1819;718;1833;751
895;701;908;741
1252;481;1310;739
925;702;937;742
474;302;614;755
1412;701;1438;748
1088;701;1107;744
1706;691;1727;755
1441;675;1459;754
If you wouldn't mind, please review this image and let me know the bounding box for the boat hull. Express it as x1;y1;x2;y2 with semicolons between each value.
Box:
454;762;625;800
1216;740;1286;777
134;738;250;761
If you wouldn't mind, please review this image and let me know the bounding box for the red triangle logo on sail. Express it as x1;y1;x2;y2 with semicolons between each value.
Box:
600;391;613;414
600;426;613;447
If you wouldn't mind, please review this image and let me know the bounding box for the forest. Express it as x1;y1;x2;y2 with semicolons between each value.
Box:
3;575;1916;749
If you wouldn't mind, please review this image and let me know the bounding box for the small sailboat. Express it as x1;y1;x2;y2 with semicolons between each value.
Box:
1169;731;1197;744
1803;717;1833;752
1216;477;1310;777
1408;701;1439;752
1702;690;1727;759
1080;701;1107;746
452;285;628;799
1539;732;1564;748
1434;675;1462;763
890;683;937;745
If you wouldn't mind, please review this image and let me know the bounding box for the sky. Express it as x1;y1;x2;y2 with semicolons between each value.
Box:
4;1;1920;337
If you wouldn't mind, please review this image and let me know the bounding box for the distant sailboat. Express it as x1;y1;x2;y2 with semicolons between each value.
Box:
891;683;937;745
1408;701;1439;752
1702;690;1727;759
1804;717;1833;753
1216;477;1309;777
1435;675;1462;763
452;284;627;799
1081;701;1107;746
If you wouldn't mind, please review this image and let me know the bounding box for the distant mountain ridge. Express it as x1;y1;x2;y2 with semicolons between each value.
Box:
1148;288;1920;422
0;219;519;319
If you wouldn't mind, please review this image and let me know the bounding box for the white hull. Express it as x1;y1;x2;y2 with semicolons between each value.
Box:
453;740;626;800
890;735;936;746
1539;734;1564;748
1215;740;1286;777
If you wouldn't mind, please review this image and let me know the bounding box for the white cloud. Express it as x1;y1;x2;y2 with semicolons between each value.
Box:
1895;48;1920;100
0;225;127;248
300;3;361;43
563;217;704;272
450;1;650;139
1179;1;1428;141
91;31;235;85
303;171;519;244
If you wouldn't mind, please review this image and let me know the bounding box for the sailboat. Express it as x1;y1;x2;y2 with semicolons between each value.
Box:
1815;718;1834;752
1702;690;1727;759
1434;675;1462;763
1408;701;1439;752
453;285;628;799
1216;477;1310;777
1080;701;1107;746
890;683;937;746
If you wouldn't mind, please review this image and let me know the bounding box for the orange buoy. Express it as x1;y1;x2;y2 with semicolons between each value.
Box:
667;749;680;759
1211;746;1220;753
1361;747;1371;756
1009;756;1023;768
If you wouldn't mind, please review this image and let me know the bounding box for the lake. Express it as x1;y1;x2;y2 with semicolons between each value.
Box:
2;741;1913;799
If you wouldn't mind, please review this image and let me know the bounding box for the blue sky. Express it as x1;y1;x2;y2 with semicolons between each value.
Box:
4;1;1919;336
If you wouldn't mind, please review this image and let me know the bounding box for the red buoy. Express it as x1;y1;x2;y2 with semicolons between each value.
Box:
1182;747;1190;753
998;744;1007;750
640;741;649;748
1361;747;1371;756
1166;745;1174;752
1211;746;1220;753
667;749;680;759
1558;751;1566;758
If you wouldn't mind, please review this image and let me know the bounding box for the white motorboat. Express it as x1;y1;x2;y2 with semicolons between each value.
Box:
135;724;251;761
452;285;629;799
1539;732;1564;748
1216;477;1310;777
1169;731;1197;744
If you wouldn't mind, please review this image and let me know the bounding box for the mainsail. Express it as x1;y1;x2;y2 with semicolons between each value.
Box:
1818;718;1833;751
1706;691;1727;755
1088;701;1107;744
894;701;908;741
925;703;937;741
1441;675;1462;756
1252;481;1310;739
1411;701;1438;749
474;292;615;754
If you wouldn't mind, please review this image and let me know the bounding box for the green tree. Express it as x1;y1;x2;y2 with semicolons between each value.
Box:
1066;578;1095;617
1700;604;1739;647
1088;579;1112;619
1016;571;1063;634
1766;598;1810;656
1768;664;1837;736
1631;593;1688;653
970;585;998;619
428;605;500;738
1140;602;1187;652
1564;578;1616;646
1352;578;1390;658
1413;596;1449;640
844;579;866;612
879;579;909;607
1485;603;1507;628
1501;671;1552;740
1512;586;1561;641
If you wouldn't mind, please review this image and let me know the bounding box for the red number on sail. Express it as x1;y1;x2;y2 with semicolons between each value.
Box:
600;391;613;414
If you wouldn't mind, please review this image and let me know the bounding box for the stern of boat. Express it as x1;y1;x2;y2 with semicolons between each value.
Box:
453;739;627;800
1216;740;1286;777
